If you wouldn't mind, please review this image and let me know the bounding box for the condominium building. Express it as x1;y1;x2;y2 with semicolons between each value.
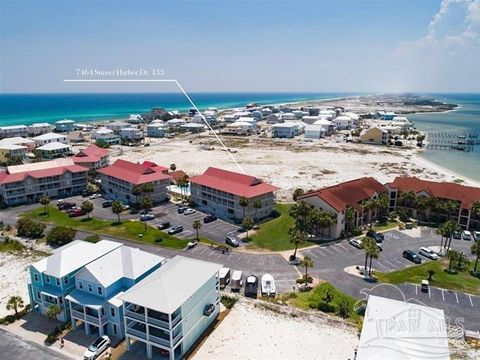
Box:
0;158;88;205
66;246;164;338
119;256;223;360
189;167;279;222
0;125;28;138
27;123;55;136
72;144;109;170
28;240;122;322
97;159;171;205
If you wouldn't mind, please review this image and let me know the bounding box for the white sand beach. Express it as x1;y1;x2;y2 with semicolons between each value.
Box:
193;299;358;360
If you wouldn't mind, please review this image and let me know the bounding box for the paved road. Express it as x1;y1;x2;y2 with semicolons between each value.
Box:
0;328;71;360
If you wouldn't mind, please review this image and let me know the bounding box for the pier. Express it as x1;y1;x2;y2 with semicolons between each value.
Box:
425;131;480;152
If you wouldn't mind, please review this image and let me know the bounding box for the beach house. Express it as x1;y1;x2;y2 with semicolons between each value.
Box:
360;127;388;145
28;240;122;322
0;137;36;151
120;128;144;142
92;128;121;145
0;144;28;164
189;167;279;222
119;256;223;360
271;122;304;138
225;121;256;135
298;177;387;239
72;144;110;170
97;159;171;205
55;120;76;132
107;121;131;134
0;158;88;205
146;123;166;138
304;124;327;139
32;132;68;147
334;115;355;130
266;114;282;124
0;125;28;138
27;123;55;136
36;142;72;159
180;123;205;133
66;246;164;338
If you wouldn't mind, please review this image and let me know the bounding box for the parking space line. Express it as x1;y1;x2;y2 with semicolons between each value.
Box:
466;294;474;307
337;243;348;251
440;288;445;301
455;292;459;304
316;249;327;256
376;261;392;272
322;247;334;255
428;287;431;298
309;252;319;259
331;246;342;254
415;284;418;295
385;260;398;269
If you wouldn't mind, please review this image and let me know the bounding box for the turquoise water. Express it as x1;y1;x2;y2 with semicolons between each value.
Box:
408;94;480;181
0;92;355;126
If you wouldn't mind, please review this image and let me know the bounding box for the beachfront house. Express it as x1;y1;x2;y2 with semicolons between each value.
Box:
146;123;166;138
304;124;327;139
107;121;131;134
334;115;355;130
166;119;187;130
67;131;86;143
225;121;256;135
119;256;223;360
36;142;72;159
0;144;28;164
189;167;279;222
360;127;388;145
271;122;304;138
92;128;121;145
97;159;171;205
120;128;144;141
72;144;110;170
28;240;122;322
55;120;76;132
0;158;88;205
66;245;164;338
266;114;282;124
27;123;55;136
298;177;387;239
0;125;28;138
32;132;68;147
0;137;36;151
180;123;205;133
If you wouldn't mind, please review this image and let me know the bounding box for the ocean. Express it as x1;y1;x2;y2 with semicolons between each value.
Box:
0;92;354;126
408;93;480;182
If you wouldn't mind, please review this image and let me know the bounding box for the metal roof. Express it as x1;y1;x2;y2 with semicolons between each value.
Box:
119;256;222;314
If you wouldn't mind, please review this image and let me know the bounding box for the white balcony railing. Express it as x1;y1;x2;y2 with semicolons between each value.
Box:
149;334;170;347
126;327;147;340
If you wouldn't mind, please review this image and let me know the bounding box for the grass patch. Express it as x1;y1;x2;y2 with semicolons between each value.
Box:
0;239;26;253
376;259;480;295
290;283;361;322
250;203;312;251
24;206;189;250
372;221;399;232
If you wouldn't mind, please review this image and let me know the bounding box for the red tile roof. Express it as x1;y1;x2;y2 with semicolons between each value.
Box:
72;145;109;164
298;177;386;212
97;159;171;185
389;176;480;209
0;161;88;185
189;167;279;198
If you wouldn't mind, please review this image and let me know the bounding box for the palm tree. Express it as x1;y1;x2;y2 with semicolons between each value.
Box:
447;250;459;271
140;197;153;231
192;220;202;240
471;242;480;274
292;188;304;201
300;256;314;285
362;237;377;275
427;269;435;281
289;228;307;260
368;244;379;276
242;217;254;240
362;199;375;224
344;206;356;235
239;196;249;220
318;211;336;238
399;191;416;208
253;199;262;224
170;163;176;171
46;304;62;320
39;195;50;215
111;200;123;223
131;184;142;202
81;200;94;219
6;295;24;316
472;201;480;218
290;201;311;230
376;193;390;221
439;220;460;251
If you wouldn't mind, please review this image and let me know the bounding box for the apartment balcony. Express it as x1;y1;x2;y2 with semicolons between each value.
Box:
149;334;171;347
126;327;148;340
147;316;170;330
125;308;146;321
172;332;183;346
71;309;85;319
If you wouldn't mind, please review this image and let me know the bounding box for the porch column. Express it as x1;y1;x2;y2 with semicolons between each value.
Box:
99;323;104;336
146;343;153;359
170;349;174;360
126;336;131;351
85;321;90;335
69;302;76;330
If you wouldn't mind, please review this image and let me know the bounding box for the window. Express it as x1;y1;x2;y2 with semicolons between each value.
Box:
64;277;69;284
78;281;83;290
97;286;103;295
56;278;60;286
113;324;117;335
45;275;50;283
36;291;41;300
110;307;115;317
101;308;105;316
88;284;93;293
33;273;39;282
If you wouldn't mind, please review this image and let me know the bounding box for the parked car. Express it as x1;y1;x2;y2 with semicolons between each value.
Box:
366;230;384;243
184;208;196;215
421;279;429;293
453;231;462;240
225;236;239;247
59;202;76;210
219;267;231;289
140;214;155;221
102;200;113;208
81;189;91;197
403;250;422;264
187;240;198;248
90;193;102;200
121;204;130;211
68;209;85;217
83;335;110;360
203;214;217;223
261;273;276;297
177;206;187;214
244;275;258;298
157;221;170;230
349;238;363;249
230;270;243;292
462;230;472;241
474;231;480;241
168;225;184;235
419;247;439;260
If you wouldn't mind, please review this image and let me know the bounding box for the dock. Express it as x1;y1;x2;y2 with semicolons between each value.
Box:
425;131;480;152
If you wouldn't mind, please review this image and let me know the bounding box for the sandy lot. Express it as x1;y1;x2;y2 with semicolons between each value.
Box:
0;251;44;318
193;299;358;360
110;134;479;202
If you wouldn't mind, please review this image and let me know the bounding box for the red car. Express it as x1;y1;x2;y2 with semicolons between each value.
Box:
68;209;85;217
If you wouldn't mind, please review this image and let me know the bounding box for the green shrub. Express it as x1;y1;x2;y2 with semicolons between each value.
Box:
83;234;100;243
16;218;46;239
317;301;336;313
220;295;237;309
337;299;351;318
46;226;76;246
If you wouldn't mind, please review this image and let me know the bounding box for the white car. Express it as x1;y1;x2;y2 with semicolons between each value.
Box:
462;230;472;241
349;238;363;249
419;246;439;260
474;231;480;241
83;335;110;360
89;193;102;200
184;208;196;215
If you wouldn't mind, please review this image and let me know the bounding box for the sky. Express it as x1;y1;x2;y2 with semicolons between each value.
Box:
0;0;479;93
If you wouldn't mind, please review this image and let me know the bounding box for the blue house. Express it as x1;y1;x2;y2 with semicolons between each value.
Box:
27;240;122;322
65;245;164;338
